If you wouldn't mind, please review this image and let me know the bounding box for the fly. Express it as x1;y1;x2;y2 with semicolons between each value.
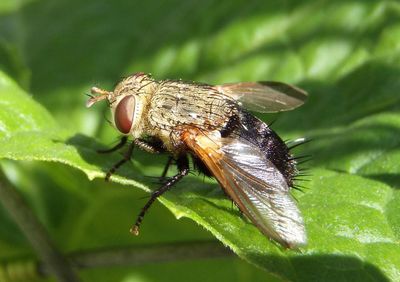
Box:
87;72;308;249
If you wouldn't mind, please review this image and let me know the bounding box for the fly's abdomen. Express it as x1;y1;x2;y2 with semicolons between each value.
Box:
225;110;297;187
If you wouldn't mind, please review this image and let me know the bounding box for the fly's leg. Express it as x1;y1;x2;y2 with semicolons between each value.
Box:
134;139;165;154
104;138;165;181
144;156;174;185
105;140;135;181
131;155;189;235
98;136;128;154
135;138;171;182
161;156;174;178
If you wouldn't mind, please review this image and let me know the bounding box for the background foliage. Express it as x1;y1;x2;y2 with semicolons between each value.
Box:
0;0;399;281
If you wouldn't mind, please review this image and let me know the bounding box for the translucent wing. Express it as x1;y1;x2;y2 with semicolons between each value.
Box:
215;81;307;113
182;129;306;248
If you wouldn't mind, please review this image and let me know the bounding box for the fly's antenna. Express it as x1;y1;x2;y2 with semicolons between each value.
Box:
86;87;113;108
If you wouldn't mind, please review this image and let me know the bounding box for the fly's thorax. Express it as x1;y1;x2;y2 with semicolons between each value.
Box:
108;73;159;138
145;80;239;150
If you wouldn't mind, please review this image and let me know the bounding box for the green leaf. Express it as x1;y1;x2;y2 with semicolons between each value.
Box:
0;64;398;281
1;0;400;281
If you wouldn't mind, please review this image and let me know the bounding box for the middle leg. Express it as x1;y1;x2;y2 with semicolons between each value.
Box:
130;155;189;235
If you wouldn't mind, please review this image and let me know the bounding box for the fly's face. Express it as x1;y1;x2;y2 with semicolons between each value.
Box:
87;73;157;138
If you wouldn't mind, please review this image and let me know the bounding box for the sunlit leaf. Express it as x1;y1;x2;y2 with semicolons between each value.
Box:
0;0;400;281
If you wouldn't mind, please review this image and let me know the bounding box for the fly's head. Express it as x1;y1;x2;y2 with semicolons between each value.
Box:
87;72;157;138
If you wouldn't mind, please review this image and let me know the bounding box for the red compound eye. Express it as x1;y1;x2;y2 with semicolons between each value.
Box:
114;95;135;134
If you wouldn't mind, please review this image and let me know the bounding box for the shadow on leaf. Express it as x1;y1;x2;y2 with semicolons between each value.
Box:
63;133;147;183
364;173;400;190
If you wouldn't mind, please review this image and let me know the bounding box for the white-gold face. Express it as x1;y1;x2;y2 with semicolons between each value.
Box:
88;73;157;137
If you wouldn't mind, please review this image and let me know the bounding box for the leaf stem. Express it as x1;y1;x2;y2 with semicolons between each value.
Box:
74;240;232;268
39;241;233;277
1;241;232;280
0;170;81;282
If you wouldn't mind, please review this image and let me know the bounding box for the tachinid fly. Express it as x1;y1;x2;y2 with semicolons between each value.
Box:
87;72;308;248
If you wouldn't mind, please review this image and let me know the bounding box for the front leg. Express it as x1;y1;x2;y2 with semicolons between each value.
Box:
98;136;128;154
104;138;165;181
105;140;135;181
134;139;164;154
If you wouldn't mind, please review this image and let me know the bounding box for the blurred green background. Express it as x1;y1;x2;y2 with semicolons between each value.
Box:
0;0;400;281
